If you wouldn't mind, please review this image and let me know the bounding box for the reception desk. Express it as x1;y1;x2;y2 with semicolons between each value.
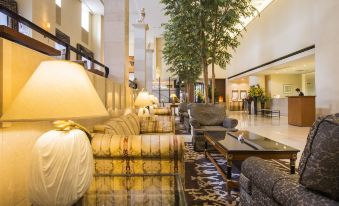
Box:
288;96;315;127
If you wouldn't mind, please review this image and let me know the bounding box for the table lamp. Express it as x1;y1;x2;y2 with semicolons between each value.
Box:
0;60;108;206
134;90;152;117
170;93;177;104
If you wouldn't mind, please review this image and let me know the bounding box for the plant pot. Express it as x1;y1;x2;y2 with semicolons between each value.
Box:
247;100;252;114
253;97;258;115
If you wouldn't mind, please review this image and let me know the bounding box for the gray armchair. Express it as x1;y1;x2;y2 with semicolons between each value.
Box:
240;114;339;206
189;103;238;151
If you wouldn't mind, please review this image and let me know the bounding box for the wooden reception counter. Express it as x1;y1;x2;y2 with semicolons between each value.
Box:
288;96;315;127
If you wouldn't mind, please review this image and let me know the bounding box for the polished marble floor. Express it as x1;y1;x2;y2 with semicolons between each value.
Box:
228;111;310;165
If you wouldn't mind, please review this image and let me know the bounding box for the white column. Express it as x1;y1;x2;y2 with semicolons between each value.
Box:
104;0;129;108
133;23;148;90
146;48;154;93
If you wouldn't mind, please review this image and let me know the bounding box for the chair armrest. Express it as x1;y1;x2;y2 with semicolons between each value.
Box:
222;118;238;129
181;112;189;118
189;118;200;128
241;157;292;197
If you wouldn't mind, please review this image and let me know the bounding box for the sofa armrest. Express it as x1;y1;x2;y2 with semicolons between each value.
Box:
189;118;200;128
273;177;339;206
222;118;238;129
241;157;292;197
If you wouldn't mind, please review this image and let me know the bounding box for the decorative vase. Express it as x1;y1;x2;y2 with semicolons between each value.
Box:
253;97;258;115
247;100;252;114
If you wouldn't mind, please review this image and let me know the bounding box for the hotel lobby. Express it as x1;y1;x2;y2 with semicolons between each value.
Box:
0;0;338;205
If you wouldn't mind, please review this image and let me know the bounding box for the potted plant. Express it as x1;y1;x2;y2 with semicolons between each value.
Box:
248;85;264;115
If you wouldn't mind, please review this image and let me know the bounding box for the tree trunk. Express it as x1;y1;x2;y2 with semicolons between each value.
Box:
203;61;209;104
212;62;215;104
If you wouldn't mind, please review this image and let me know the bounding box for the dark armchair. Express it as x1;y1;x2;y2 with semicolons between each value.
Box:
189;103;238;151
240;114;339;206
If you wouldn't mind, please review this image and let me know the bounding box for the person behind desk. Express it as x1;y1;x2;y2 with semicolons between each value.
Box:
296;88;304;96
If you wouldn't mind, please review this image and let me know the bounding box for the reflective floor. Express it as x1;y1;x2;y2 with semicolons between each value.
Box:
228;111;310;165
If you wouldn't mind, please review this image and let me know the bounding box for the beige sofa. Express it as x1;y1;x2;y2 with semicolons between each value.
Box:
91;112;184;176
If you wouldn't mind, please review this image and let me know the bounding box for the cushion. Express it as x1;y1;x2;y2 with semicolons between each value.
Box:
120;113;140;135
190;104;226;126
298;113;339;201
140;116;173;133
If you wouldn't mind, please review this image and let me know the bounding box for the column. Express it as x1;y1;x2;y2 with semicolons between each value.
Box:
146;48;154;93
133;23;149;90
104;0;129;108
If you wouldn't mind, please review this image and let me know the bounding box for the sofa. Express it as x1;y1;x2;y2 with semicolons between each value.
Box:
91;112;184;176
240;114;339;206
189;103;238;151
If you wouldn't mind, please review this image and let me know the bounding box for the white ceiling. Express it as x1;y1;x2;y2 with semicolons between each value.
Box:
257;54;315;75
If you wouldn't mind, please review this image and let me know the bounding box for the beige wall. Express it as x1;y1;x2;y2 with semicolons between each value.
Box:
269;74;302;98
227;0;339;115
314;0;339;115
0;39;124;205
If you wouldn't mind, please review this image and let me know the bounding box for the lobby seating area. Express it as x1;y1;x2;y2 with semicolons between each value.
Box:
1;0;339;206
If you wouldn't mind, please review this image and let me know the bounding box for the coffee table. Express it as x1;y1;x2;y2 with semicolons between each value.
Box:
204;130;299;195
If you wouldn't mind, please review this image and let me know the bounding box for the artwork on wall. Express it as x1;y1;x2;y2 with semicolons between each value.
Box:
231;90;239;100
240;90;247;99
283;84;293;95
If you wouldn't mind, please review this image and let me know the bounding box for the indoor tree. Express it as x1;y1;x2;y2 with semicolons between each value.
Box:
207;0;256;103
162;0;202;102
161;0;255;103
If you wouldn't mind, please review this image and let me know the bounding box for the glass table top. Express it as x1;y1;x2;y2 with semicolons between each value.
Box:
205;130;299;152
79;174;186;206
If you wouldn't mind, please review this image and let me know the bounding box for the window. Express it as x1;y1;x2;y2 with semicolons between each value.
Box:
55;0;61;7
81;4;90;32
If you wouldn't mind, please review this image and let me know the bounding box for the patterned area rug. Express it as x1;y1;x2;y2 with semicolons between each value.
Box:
183;142;290;205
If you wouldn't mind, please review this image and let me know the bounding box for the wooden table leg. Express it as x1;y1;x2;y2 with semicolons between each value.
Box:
226;155;233;195
204;140;207;158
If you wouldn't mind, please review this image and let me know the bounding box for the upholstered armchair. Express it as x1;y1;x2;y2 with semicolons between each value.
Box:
189;104;238;151
240;114;339;206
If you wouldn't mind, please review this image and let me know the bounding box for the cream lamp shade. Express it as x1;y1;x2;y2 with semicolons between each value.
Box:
0;60;108;206
134;91;152;107
1;60;108;121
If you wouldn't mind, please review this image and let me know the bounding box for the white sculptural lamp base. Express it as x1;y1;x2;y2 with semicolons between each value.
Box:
28;129;93;206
